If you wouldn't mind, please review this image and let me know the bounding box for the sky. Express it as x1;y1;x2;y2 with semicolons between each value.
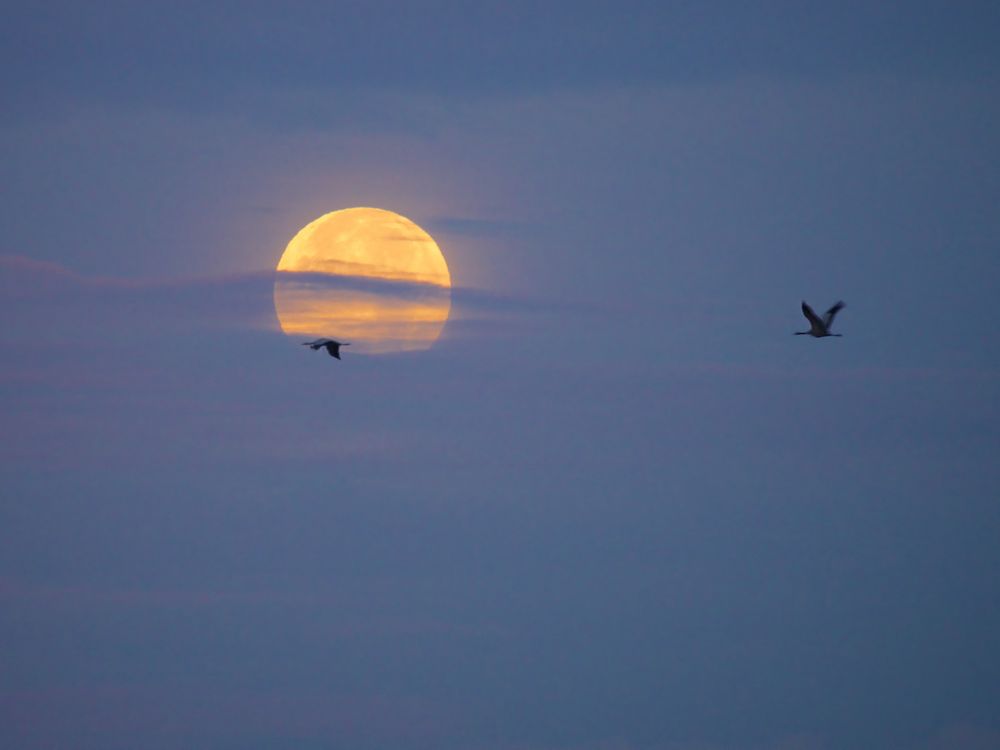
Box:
2;2;1000;749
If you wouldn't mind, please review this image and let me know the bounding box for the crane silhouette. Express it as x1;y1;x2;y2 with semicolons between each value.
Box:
795;301;845;338
303;339;350;359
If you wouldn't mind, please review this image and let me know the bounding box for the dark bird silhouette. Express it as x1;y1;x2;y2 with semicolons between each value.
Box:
303;338;350;359
795;301;845;338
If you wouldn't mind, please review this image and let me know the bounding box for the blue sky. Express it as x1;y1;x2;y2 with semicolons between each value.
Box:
2;3;999;749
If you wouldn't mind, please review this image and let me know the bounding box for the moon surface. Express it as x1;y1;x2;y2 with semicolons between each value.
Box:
273;208;452;354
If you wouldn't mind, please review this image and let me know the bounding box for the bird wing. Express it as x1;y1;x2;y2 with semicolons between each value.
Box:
822;301;845;329
325;344;341;359
801;301;824;330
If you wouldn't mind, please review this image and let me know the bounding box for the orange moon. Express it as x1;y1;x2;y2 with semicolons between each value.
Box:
273;208;451;354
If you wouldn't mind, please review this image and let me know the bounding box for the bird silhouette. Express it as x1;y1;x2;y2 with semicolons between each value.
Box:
303;338;350;359
795;301;845;338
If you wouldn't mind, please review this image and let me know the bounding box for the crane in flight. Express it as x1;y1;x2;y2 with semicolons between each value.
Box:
303;339;350;359
795;301;845;338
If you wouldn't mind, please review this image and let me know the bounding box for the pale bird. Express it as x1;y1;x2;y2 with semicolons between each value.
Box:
795;301;845;338
303;338;350;359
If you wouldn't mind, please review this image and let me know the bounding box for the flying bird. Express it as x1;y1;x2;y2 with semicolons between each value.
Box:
795;301;845;338
303;338;350;359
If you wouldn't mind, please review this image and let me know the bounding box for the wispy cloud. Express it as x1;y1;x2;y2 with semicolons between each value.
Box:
0;574;508;639
0;684;458;745
2;254;601;340
427;216;536;240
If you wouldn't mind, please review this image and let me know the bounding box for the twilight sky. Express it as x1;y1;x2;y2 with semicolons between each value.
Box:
2;3;1000;749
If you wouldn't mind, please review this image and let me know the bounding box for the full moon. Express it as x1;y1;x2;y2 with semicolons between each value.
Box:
273;208;452;353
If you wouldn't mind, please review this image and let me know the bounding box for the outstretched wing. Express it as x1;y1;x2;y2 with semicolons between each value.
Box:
325;343;341;359
801;301;823;330
822;301;845;329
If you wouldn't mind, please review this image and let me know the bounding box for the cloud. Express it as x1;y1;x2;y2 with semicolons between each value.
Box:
465;734;829;750
427;216;536;240
2;253;595;345
6;3;998;125
0;574;508;640
0;685;458;748
2;252;275;327
921;723;1000;750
